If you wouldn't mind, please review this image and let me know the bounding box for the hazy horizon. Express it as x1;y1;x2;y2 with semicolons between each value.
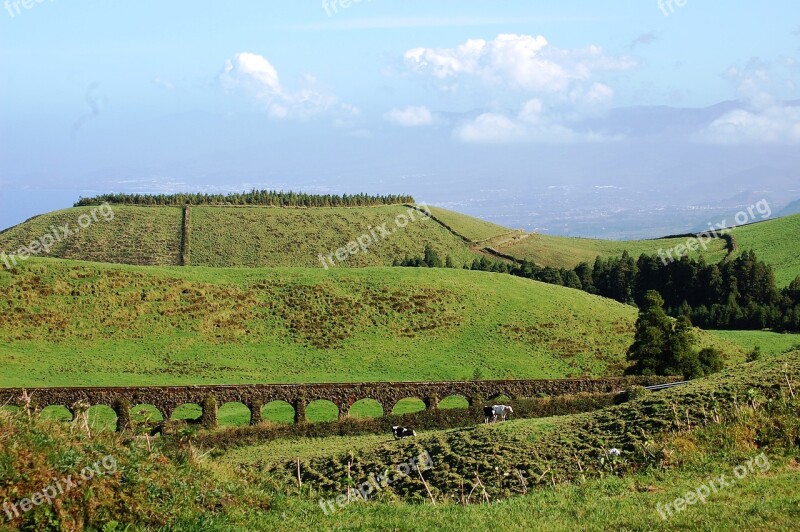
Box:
3;1;800;238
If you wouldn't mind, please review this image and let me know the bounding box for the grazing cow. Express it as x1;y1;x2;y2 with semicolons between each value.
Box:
492;404;513;422
483;406;496;424
392;426;416;439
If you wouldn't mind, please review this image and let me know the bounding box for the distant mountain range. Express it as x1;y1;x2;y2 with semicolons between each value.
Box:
780;198;800;216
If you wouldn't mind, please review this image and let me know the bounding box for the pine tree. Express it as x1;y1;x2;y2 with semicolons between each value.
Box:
668;315;700;378
423;244;442;268
626;291;672;375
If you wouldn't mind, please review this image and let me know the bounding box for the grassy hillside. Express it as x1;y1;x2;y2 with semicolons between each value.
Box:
2;351;797;529
426;206;518;243
0;258;741;387
494;213;800;286
267;349;800;504
3;204;795;285
726;214;800;286
0;204;478;269
494;232;729;269
188;205;476;268
0;205;183;266
709;330;800;355
210;350;800;530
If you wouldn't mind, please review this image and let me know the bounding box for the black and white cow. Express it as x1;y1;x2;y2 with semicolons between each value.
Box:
392;426;416;439
493;404;513;421
484;404;513;423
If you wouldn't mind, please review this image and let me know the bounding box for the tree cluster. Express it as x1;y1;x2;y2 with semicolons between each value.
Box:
626;291;724;378
394;244;454;268
74;190;415;208
584;251;800;332
396;247;800;332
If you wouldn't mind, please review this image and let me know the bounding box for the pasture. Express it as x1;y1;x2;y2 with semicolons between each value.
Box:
727;214;800;286
0;259;742;388
425;206;519;243
0;204;479;269
494;231;729;269
709;329;800;356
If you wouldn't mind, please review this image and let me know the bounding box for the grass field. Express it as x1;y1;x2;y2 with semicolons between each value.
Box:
2;201;798;530
189;205;477;268
0;258;742;388
6;379;799;531
209;350;800;530
0;204;479;269
2;205;797;287
494;213;800;287
216;456;800;531
262;349;800;499
727;214;800;286
426;206;518;243
494;231;729;269
0;205;183;266
2;341;797;530
709;330;800;355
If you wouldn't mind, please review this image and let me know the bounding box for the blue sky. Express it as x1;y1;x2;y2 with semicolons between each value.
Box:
1;1;799;236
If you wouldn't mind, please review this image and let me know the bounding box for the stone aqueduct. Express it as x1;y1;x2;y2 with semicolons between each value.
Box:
0;377;668;432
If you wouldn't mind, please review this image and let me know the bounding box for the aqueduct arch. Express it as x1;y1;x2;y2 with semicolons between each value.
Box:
0;377;669;432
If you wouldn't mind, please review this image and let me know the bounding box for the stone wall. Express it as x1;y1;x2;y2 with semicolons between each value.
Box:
0;376;674;430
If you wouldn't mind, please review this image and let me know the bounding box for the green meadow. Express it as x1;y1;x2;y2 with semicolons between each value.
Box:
727;214;800;286
494;231;729;269
0;258;740;388
1;203;799;530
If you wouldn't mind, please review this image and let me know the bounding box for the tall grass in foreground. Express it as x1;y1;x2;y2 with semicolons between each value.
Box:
1;351;798;530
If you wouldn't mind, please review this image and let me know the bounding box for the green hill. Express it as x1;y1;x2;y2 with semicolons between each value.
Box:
493;213;800;286
188;205;476;268
3;203;797;285
494;232;729;269
0;204;478;269
425;206;520;243
0;206;183;265
0;258;740;387
726;214;800;286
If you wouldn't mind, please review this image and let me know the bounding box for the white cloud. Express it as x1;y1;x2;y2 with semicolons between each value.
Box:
695;57;800;144
582;82;615;105
697;105;800;144
383;106;433;127
404;34;635;94
403;34;631;140
223;52;283;96
220;52;356;119
454;99;620;144
455;113;526;142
